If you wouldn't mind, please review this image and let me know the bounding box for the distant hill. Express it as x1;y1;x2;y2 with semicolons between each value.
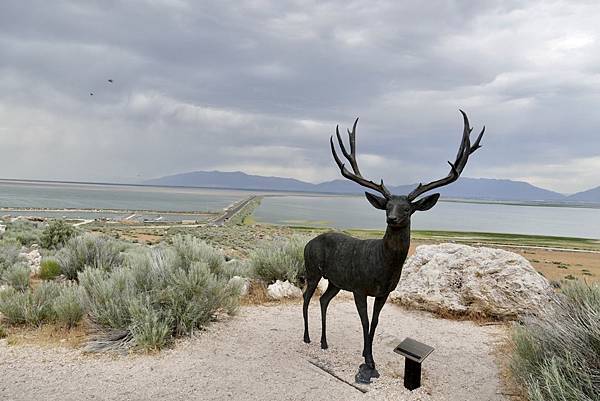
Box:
144;170;571;202
568;186;600;202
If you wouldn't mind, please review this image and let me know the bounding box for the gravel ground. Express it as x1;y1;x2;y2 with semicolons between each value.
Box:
0;300;510;401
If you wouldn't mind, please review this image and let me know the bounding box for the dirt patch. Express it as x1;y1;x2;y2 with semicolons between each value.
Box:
0;301;509;401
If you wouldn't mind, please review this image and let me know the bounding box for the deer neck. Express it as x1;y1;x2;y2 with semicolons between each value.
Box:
382;222;411;265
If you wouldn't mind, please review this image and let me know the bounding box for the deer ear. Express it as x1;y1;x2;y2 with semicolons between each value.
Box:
411;193;440;212
365;192;387;210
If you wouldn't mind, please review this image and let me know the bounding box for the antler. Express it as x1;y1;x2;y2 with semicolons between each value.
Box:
407;110;484;201
330;118;392;199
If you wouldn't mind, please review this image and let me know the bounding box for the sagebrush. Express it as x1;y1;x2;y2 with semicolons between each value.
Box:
80;235;242;351
249;236;309;286
57;233;126;280
511;281;600;401
1;263;30;291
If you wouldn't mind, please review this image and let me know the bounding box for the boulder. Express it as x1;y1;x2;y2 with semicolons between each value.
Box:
389;243;554;319
18;248;42;275
267;280;302;300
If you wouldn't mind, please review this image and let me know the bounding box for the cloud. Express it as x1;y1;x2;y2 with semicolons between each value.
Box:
0;0;599;192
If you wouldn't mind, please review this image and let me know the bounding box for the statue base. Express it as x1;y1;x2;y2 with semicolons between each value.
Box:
355;363;380;384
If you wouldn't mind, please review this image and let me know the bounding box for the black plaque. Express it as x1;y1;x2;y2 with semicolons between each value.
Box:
394;338;434;390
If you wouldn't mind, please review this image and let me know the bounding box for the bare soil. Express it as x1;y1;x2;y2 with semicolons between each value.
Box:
0;300;510;401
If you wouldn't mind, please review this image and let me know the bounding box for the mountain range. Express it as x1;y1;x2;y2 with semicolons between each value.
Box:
144;170;600;203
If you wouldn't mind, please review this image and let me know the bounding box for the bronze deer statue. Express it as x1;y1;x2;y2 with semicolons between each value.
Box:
302;110;484;383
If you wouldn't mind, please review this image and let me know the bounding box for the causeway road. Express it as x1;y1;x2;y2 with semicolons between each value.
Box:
212;195;259;226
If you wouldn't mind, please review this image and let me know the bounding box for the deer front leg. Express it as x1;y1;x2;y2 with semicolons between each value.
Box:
362;294;388;379
353;292;370;364
353;292;380;384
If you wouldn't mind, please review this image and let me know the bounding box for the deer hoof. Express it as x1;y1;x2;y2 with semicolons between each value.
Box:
355;363;380;384
321;341;328;350
303;336;311;344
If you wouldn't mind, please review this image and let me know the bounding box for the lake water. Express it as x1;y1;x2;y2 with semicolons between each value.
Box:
0;180;246;212
253;195;600;239
1;180;598;239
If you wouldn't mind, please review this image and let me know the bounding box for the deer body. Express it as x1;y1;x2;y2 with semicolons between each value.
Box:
305;224;410;297
301;111;485;384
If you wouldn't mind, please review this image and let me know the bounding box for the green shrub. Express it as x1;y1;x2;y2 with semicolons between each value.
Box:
40;220;76;249
0;287;27;324
128;296;172;351
0;282;60;326
80;236;241;351
249;236;309;286
52;284;85;328
511;281;600;401
1;263;30;291
0;324;6;339
23;282;61;326
0;221;42;246
0;243;22;276
57;234;126;280
38;258;62;280
78;267;134;330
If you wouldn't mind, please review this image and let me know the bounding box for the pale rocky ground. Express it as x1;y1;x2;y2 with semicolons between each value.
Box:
0;301;511;401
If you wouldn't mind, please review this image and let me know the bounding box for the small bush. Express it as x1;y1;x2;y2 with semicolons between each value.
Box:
0;287;27;324
23;282;61;326
0;324;6;339
52;284;85;328
0;282;61;326
57;234;126;280
38;258;62;280
128;296;172;351
511;281;600;401
1;263;30;291
0;243;22;276
78;267;134;330
40;220;76;249
249;236;309;286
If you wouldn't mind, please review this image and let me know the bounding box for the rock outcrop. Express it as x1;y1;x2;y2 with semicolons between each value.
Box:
19;246;42;275
389;243;554;319
266;280;303;300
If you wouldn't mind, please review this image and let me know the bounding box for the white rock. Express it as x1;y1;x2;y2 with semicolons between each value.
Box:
229;276;251;297
267;280;303;300
317;278;329;293
18;248;42;275
0;224;5;235
390;243;554;319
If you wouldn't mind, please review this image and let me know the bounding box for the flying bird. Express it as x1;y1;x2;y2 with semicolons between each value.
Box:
90;93;94;96
108;79;113;83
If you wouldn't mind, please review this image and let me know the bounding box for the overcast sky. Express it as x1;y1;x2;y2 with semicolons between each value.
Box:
1;1;599;194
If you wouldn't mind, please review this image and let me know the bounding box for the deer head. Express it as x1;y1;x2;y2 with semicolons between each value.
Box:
330;110;484;228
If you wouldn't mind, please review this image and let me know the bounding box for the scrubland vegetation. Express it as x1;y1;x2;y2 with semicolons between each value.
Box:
511;281;600;401
0;220;308;352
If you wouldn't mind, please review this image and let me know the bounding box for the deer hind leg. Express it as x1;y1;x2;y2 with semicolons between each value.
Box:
302;277;319;343
319;282;340;349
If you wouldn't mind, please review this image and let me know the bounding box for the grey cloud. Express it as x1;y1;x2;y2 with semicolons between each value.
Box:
1;0;600;193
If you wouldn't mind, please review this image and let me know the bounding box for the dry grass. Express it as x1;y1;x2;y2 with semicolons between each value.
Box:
240;280;270;305
4;321;89;348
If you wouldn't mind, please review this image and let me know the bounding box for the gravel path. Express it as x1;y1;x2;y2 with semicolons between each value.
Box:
0;301;510;401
